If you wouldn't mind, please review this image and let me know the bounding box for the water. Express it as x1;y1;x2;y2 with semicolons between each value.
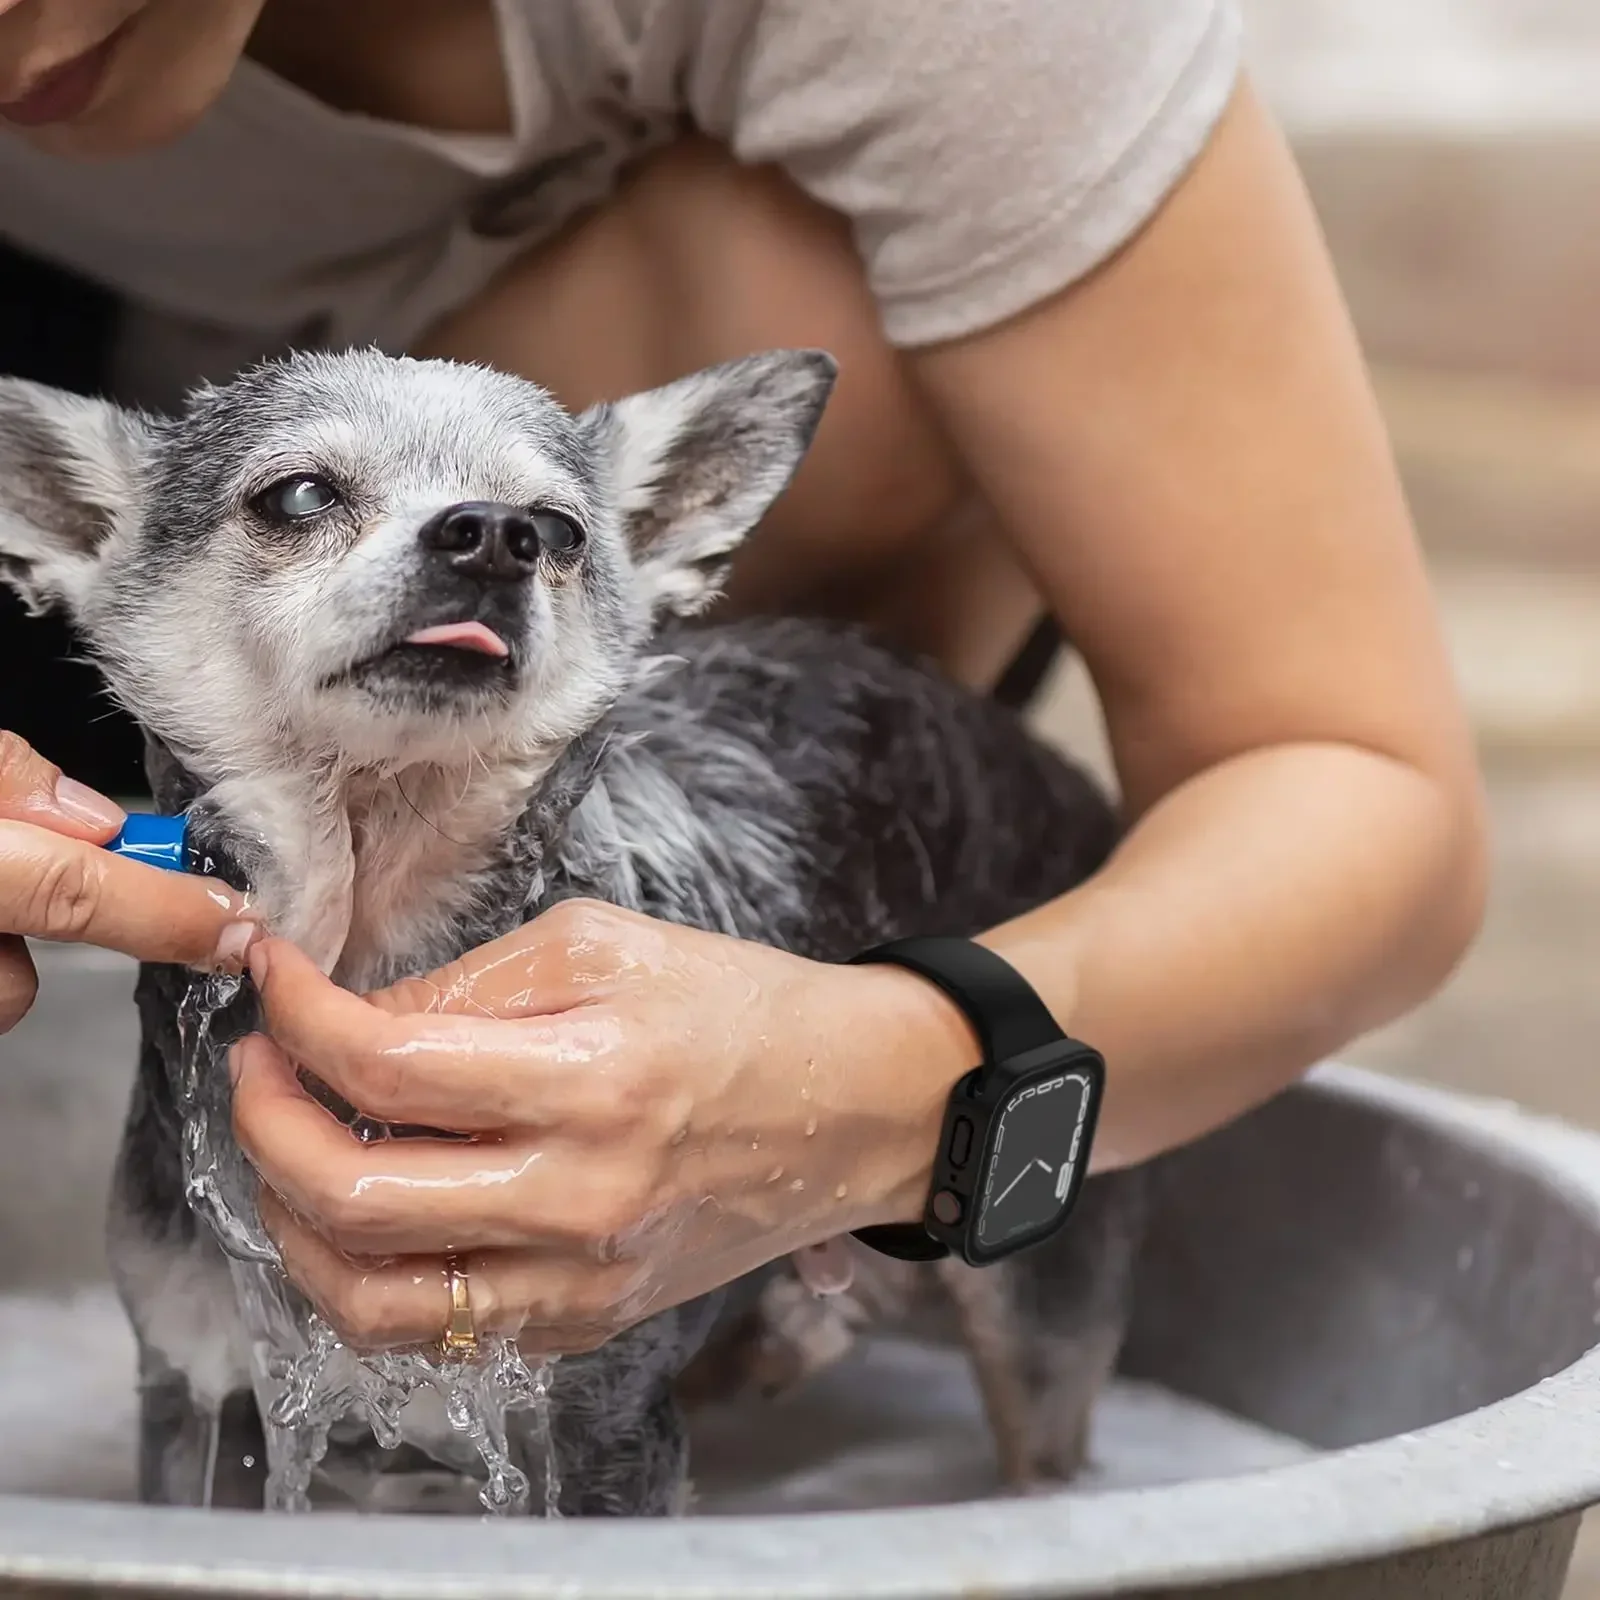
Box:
0;1284;1318;1513
175;974;562;1518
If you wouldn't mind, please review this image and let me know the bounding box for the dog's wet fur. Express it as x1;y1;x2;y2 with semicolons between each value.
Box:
0;348;1148;1515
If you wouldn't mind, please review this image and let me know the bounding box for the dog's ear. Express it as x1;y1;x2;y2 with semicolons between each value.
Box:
581;350;837;619
0;378;153;618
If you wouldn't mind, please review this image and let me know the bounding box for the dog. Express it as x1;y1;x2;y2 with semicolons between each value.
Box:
0;347;1148;1515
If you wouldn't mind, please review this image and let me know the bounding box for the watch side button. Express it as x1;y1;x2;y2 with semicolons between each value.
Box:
931;1190;963;1227
947;1116;974;1169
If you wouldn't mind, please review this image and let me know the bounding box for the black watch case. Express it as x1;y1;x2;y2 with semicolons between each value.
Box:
925;1038;1104;1265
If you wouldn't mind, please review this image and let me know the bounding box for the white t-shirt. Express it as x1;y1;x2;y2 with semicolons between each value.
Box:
0;0;1242;410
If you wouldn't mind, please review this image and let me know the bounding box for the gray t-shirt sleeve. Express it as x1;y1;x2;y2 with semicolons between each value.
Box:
687;0;1243;347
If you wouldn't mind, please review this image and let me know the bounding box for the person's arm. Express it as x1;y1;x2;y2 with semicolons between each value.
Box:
897;79;1486;1174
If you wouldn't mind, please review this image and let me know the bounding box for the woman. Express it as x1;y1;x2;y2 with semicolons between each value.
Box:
0;0;1487;1352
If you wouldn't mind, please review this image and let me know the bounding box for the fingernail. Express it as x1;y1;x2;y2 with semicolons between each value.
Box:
54;776;126;831
214;921;261;973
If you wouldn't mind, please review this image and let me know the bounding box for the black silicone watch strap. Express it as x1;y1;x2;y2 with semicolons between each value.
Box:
850;936;1066;1063
848;936;1069;1263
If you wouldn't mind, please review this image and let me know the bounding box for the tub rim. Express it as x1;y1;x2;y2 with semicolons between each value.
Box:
5;1062;1600;1600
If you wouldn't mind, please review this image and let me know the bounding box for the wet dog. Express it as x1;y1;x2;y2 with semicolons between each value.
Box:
0;348;1147;1514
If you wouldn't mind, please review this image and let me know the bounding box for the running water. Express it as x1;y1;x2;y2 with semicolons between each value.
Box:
174;973;562;1517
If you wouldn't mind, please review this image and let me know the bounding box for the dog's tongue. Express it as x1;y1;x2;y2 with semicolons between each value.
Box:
403;621;510;658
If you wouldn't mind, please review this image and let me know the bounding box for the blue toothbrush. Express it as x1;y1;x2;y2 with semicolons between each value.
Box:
102;812;195;874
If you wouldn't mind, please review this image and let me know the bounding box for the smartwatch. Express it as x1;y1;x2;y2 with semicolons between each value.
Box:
848;936;1104;1267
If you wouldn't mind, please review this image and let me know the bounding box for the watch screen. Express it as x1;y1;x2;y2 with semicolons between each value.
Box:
975;1069;1096;1253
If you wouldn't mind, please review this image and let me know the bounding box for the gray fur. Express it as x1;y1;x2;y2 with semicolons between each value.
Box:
0;379;149;612
0;350;1146;1515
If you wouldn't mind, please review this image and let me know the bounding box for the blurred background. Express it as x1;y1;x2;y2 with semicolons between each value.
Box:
1241;2;1600;1117
1039;4;1600;1587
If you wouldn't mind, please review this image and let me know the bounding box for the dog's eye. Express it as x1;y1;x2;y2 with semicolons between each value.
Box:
531;510;583;555
254;475;339;521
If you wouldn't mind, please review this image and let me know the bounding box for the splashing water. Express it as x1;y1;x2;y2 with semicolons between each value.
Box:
174;973;562;1517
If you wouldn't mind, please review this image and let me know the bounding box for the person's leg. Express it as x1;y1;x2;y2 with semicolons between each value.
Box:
417;136;1058;700
0;244;147;795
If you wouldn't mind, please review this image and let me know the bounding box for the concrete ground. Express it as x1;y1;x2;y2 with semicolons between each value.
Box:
1033;360;1600;1596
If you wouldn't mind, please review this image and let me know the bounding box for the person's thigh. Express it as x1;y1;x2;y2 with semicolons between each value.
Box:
416;136;1047;691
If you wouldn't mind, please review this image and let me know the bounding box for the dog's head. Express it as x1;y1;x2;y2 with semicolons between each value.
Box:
0;348;835;780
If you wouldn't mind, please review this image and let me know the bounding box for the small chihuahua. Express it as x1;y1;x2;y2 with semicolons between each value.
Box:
0;348;1146;1516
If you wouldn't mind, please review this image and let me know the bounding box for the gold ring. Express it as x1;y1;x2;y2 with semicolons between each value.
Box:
441;1256;479;1361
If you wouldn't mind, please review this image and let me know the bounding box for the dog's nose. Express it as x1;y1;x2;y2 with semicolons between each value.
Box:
419;501;543;583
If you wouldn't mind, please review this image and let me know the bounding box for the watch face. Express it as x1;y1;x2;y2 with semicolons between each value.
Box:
974;1068;1097;1255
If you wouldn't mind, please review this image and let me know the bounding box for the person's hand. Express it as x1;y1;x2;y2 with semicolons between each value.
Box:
230;900;978;1355
0;0;263;157
0;730;261;1033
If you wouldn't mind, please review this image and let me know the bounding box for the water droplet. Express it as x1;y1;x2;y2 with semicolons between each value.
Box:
767;1166;784;1183
789;1179;805;1193
834;1184;848;1200
804;1118;818;1137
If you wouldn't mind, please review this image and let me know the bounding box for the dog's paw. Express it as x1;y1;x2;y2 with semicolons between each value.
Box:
788;1239;856;1296
1005;1473;1074;1500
